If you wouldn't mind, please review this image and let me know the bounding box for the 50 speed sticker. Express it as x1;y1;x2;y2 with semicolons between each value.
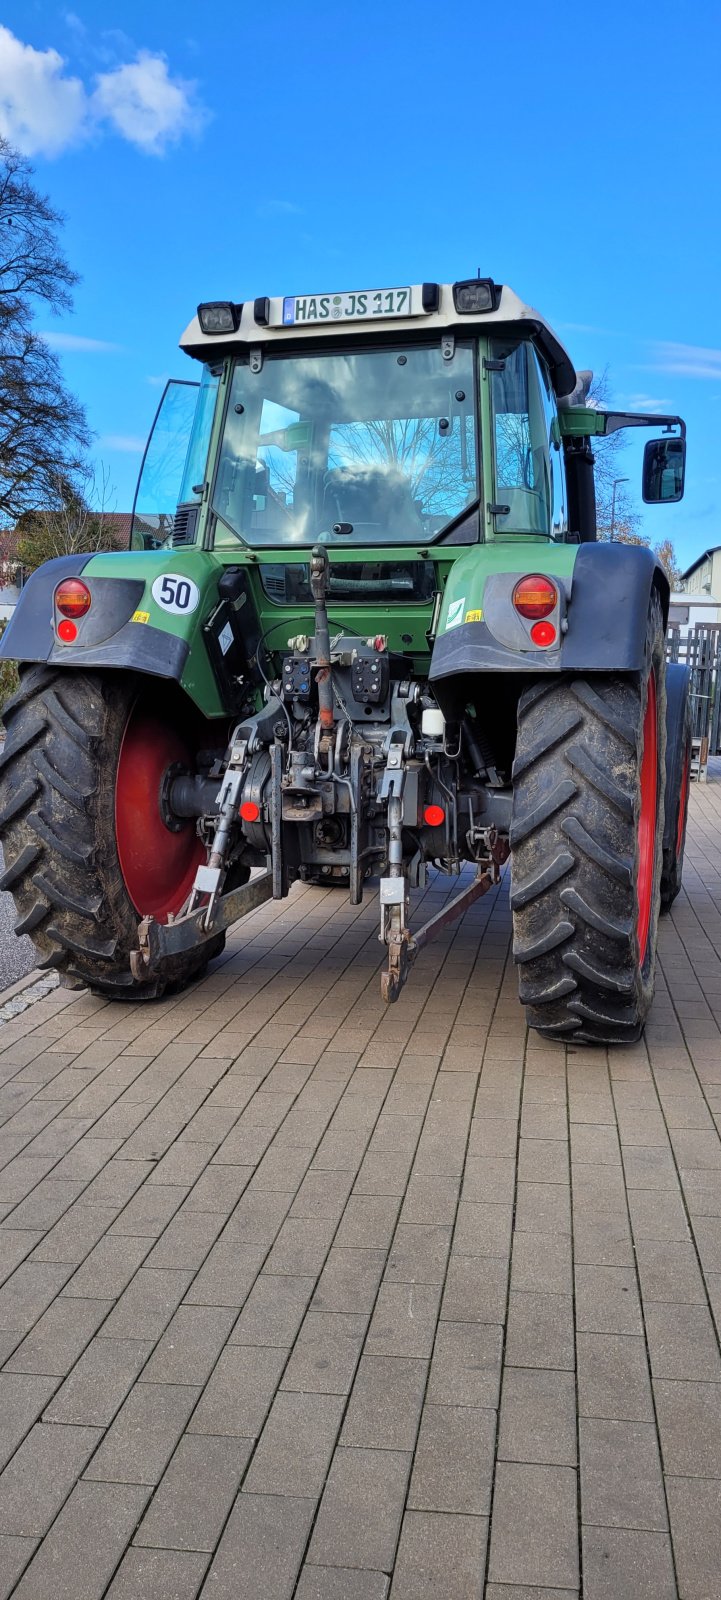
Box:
151;574;200;615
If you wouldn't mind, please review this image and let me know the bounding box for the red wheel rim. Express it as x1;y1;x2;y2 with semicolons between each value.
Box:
115;700;204;923
637;671;658;966
676;743;691;858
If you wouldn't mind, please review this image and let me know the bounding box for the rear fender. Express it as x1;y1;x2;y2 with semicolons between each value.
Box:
430;542;669;685
663;661;692;855
0;550;229;716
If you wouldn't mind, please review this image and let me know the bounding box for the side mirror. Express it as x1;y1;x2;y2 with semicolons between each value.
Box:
642;436;685;503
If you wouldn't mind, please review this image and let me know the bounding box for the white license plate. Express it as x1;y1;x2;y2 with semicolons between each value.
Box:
282;287;413;326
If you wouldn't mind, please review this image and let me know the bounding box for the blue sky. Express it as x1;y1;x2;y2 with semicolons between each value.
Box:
2;0;719;569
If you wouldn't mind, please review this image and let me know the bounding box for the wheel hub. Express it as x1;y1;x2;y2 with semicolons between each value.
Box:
115;702;205;923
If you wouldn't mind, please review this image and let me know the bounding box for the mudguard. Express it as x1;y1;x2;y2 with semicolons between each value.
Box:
0;550;227;716
663;662;692;855
430;542;669;684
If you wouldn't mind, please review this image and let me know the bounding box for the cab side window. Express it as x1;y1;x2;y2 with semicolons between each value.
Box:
535;352;567;538
489;340;566;538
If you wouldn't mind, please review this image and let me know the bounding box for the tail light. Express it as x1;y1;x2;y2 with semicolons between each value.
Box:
530;620;557;647
423;805;445;827
513;574;557;620
55;578;91;619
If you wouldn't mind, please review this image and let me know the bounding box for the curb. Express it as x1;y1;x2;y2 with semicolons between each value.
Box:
0;968;59;1022
0;967;45;1007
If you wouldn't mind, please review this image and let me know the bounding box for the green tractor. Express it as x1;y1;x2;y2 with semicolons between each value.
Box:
0;279;692;1042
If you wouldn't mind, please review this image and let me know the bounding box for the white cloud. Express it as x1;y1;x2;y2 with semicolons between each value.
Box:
649;342;721;380
62;13;87;41
0;26;87;155
93;51;199;154
40;331;124;353
616;392;672;414
100;434;146;452
557;321;620;338
0;25;202;158
258;199;303;219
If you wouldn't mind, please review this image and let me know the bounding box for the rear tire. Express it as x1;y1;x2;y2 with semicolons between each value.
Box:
510;594;666;1044
0;667;225;999
660;663;692;912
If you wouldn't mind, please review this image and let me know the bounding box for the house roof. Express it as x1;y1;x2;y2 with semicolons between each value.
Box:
681;546;721;580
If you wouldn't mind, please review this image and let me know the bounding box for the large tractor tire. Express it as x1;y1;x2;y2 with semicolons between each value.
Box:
660;662;692;912
510;594;666;1044
0;667;225;999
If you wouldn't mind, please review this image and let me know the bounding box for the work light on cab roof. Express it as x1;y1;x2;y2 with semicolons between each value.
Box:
196;275;511;339
0;274;691;1052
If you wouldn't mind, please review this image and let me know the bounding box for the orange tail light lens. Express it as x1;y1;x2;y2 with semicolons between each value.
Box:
513;574;558;620
55;578;92;619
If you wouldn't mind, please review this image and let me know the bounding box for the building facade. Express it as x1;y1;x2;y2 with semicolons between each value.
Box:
681;545;721;599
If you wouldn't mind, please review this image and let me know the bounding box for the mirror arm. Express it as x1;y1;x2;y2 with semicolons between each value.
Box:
600;411;686;439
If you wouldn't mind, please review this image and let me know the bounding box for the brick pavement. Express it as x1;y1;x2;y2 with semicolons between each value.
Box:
0;767;720;1599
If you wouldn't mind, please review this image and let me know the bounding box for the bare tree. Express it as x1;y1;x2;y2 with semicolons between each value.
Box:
16;464;117;574
327;416;473;515
588;372;683;584
0;137;90;523
654;537;682;590
588;369;643;542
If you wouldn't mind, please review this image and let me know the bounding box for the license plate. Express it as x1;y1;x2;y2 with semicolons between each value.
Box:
282;287;413;326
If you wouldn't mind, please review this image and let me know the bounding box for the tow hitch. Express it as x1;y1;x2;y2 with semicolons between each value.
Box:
379;825;509;1003
131;869;274;979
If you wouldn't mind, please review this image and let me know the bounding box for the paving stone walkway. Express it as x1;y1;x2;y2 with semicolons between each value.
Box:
0;767;720;1600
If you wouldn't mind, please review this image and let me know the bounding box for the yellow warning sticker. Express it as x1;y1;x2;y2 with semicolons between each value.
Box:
465;608;483;622
131;610;150;624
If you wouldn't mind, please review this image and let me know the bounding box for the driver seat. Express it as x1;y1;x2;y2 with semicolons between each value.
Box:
322;464;423;537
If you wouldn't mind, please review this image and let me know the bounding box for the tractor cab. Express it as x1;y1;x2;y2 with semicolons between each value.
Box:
132;279;684;579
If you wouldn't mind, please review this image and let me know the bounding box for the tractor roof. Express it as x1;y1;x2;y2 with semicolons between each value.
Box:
180;281;576;398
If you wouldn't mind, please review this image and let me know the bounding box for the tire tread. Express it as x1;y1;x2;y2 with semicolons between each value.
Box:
0;667;222;999
511;594;666;1043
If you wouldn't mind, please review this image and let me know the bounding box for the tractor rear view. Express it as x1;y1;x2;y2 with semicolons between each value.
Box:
0;279;691;1042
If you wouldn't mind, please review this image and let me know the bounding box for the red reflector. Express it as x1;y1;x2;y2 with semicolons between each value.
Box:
513;574;557;620
240;801;260;823
55;578;91;619
423;804;445;827
530;620;557;647
57;619;78;643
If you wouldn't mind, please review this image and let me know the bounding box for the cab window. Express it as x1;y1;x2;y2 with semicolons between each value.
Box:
211;342;479;549
489;340;559;537
536;353;567;538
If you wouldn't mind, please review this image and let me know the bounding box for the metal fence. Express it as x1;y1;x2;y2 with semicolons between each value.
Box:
666;622;721;759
